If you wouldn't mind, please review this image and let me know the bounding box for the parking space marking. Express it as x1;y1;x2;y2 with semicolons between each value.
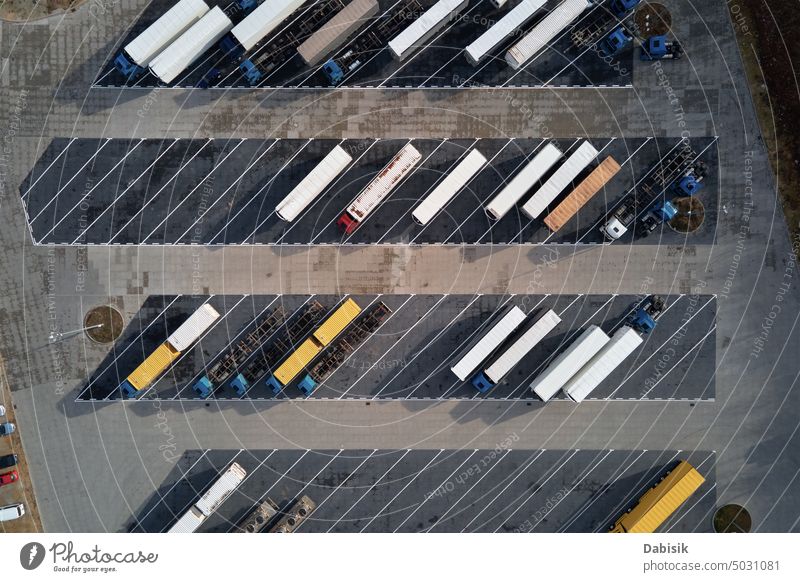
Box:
326;449;412;532
21;138;77;200
640;324;717;399
218;449;279;532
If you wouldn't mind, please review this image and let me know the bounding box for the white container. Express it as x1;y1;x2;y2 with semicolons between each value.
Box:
167;303;221;352
485;143;562;220
0;503;25;522
167;506;205;533
484;309;561;383
276;146;353;222
124;0;210;68
388;0;469;60
346;144;422;221
413;149;487;225
194;462;247;517
231;0;305;53
505;0;591;69
531;325;610;402
149;6;232;84
564;326;643;402
465;0;546;65
451;305;527;381
521;141;599;219
298;0;379;66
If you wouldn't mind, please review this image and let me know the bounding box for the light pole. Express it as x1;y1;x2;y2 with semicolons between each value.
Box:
49;324;103;343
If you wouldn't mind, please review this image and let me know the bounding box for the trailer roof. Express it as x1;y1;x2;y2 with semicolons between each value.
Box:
388;0;466;59
465;0;546;65
124;0;210;68
450;306;527;381
297;0;379;66
231;0;305;52
413;149;487;225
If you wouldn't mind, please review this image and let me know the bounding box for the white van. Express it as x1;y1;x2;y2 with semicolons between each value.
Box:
0;503;25;521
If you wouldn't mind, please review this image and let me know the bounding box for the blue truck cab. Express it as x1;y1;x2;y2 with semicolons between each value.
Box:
119;380;138;398
229;374;249;397
610;0;641;17
239;59;262;85
599;27;633;57
265;375;284;395
674;174;705;196
627;296;665;334
114;52;143;79
193;376;214;399
297;375;317;396
471;372;495;394
322;59;345;85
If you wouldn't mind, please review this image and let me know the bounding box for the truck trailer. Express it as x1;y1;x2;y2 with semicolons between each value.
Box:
412;149;487;225
388;0;468;61
465;0;546;65
275;145;353;222
337;143;422;234
297;0;379;66
530;324;610;402
450;306;527;382
485;142;562;221
520;140;599;220
472;309;561;393
168;462;247;533
562;325;642;402
543;155;620;232
115;0;210;77
222;0;306;56
505;0;592;70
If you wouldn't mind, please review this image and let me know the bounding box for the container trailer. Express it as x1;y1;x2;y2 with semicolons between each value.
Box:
297;0;379;66
168;462;247;533
412;149;487;226
465;0;546;65
388;0;469;61
221;0;306;56
167;303;221;352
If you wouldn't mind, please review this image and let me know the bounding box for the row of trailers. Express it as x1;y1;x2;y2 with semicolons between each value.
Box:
114;0;631;86
167;458;706;533
117;298;393;399
168;462;317;532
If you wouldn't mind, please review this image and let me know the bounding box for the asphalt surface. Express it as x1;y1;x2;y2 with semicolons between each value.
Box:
20;137;718;245
94;0;634;89
131;448;716;533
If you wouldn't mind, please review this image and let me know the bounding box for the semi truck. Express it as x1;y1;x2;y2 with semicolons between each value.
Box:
412;149;487;226
638;199;677;236
465;0;546;65
120;304;221;398
505;0;592;70
485;142;562;221
388;0;468;61
266;495;316;532
168;462;247;533
520;140;599;220
543;155;620;232
627;295;665;334
229;302;326;396
562;325;642;402
275;145;353;222
337;143;422;234
236;498;280;532
297;0;379;66
322;0;423;85
472;309;562;393
193;306;287;398
570;0;638;49
265;298;362;393
220;0;306;57
640;35;683;61
530;324;610;402
114;0;210;78
297;302;392;395
450;306;527;382
610;460;705;533
238;0;345;85
149;2;255;84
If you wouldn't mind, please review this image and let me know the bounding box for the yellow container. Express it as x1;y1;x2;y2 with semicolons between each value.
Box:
126;342;180;391
274;338;322;386
313;298;362;346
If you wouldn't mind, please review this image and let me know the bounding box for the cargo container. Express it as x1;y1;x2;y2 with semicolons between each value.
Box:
275;145;353;222
485;143;562;221
465;0;546;65
412;149;487;226
168;462;247;533
544;156;621;232
120;342;181;397
530;325;610;402
167;303;221;352
226;0;305;54
168;506;205;533
115;0;210;77
149;6;233;84
610;461;705;533
388;0;468;60
472;309;561;393
313;298;362;345
505;0;592;70
521;141;599;220
298;0;379;66
450;306;527;382
563;325;642;402
337;144;422;234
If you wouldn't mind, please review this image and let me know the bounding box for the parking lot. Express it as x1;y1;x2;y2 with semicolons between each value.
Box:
21;137;718;246
130;448;716;533
77;293;716;402
94;0;633;90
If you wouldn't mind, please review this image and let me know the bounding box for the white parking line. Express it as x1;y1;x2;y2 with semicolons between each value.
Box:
639;324;716;400
220;450;279;532
21;138;77;200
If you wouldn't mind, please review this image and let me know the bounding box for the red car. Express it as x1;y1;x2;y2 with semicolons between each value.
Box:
0;470;18;486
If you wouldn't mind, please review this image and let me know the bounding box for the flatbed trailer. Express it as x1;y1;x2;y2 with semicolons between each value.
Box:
266;495;317;532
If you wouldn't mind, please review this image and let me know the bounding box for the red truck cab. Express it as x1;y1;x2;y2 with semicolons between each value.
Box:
337;213;359;234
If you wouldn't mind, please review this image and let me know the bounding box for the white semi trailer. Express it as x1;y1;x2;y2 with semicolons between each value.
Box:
465;0;546;65
168;462;247;533
412;149;487;225
221;0;306;55
388;0;469;60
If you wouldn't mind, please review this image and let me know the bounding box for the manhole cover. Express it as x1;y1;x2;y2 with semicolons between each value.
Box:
635;3;672;37
669;196;705;233
83;305;124;344
713;504;752;533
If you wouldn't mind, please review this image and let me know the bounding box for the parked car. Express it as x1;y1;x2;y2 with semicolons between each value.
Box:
0;503;25;522
0;404;5;416
0;422;15;436
0;470;18;487
0;454;18;469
